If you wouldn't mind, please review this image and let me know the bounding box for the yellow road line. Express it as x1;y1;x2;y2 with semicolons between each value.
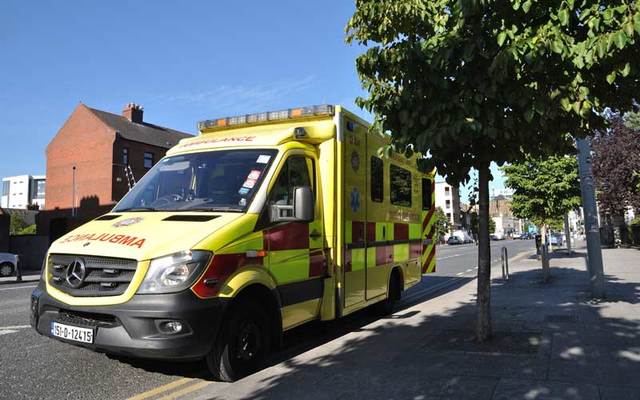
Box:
127;378;193;400
156;380;211;400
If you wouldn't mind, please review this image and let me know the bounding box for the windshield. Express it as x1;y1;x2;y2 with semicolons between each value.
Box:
114;149;277;212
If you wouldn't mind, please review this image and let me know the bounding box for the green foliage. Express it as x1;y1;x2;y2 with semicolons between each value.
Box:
623;110;640;130
17;224;36;235
470;211;495;235
433;207;450;241
502;155;582;226
347;0;640;184
9;213;28;235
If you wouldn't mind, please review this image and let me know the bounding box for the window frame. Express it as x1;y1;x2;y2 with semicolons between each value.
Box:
143;152;154;169
370;156;384;203
389;163;412;207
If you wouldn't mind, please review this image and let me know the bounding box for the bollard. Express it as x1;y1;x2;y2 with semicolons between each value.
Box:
16;255;22;283
501;246;509;280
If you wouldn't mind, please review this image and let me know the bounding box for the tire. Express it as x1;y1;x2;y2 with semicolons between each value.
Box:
0;262;15;277
206;300;271;382
375;270;402;316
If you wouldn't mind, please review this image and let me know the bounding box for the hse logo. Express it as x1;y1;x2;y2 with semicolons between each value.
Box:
112;217;144;228
60;233;147;248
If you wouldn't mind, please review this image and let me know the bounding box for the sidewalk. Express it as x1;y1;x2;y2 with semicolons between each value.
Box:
188;245;639;400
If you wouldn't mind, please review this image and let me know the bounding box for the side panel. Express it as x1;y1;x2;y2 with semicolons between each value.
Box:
421;177;437;274
342;116;367;308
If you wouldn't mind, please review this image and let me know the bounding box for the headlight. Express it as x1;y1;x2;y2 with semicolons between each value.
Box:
138;250;212;294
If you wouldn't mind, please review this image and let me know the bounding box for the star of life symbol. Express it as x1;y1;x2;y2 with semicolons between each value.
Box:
350;187;361;212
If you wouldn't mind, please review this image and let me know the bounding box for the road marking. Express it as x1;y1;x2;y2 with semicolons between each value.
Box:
0;284;37;292
0;325;30;336
466;268;474;272
456;272;464;276
127;378;193;400
156;380;211;400
437;254;463;260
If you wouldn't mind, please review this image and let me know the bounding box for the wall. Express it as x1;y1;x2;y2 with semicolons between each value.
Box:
9;234;48;271
45;104;115;211
112;138;170;202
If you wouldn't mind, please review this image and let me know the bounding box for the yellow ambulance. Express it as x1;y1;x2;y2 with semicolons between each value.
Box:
31;105;437;381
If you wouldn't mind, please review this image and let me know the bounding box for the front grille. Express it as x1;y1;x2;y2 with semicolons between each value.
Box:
48;254;137;297
58;309;118;328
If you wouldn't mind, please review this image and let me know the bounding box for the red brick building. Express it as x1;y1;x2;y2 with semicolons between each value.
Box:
40;103;192;236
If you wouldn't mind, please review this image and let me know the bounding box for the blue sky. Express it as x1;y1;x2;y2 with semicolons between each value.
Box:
0;0;505;199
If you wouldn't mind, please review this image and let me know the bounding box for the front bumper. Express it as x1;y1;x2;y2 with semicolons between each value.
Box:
31;283;227;361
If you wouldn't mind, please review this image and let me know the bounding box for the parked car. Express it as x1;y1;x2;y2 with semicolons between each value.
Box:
447;236;463;245
516;232;533;240
549;234;564;246
0;253;19;277
491;232;505;241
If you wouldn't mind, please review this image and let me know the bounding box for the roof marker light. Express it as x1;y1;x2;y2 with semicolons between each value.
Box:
198;104;335;131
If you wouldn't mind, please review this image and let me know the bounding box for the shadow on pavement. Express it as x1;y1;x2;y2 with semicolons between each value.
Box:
109;275;474;381
209;265;640;399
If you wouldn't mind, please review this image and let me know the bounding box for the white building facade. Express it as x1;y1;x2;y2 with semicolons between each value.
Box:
435;180;460;230
1;175;46;209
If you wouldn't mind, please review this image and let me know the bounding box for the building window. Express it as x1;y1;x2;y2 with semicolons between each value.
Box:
390;164;412;207
36;180;45;198
122;148;129;165
445;186;450;196
422;178;432;210
371;157;384;203
446;212;451;220
446;199;451;209
2;181;9;196
144;152;154;169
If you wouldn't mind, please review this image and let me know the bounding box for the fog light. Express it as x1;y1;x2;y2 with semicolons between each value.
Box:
160;320;183;334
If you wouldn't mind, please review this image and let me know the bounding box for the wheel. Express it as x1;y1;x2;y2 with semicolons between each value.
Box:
0;262;15;277
206;300;271;382
375;270;402;316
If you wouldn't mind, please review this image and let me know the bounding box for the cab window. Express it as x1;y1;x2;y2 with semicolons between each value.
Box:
269;156;313;206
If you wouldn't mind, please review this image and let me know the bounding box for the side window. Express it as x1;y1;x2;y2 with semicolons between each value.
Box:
422;178;432;210
269;156;312;206
390;164;412;207
370;156;383;202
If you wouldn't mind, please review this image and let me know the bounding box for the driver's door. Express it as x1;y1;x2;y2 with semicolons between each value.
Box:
262;153;326;323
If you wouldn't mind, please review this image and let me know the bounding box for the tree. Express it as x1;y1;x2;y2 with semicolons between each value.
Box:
502;155;581;281
347;0;640;341
592;114;640;220
470;211;495;238
9;213;28;235
433;207;450;243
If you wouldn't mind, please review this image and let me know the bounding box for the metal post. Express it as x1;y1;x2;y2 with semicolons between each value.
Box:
564;213;572;253
501;246;509;280
15;255;22;283
71;166;76;217
576;138;605;298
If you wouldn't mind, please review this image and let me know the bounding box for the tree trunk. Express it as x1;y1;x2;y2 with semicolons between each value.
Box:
564;213;572;252
541;224;550;282
476;162;492;342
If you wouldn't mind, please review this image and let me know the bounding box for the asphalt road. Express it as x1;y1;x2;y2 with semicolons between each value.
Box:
0;239;535;400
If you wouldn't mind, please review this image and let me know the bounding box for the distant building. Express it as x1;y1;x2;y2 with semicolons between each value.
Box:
1;175;46;209
435;180;461;230
40;102;192;236
489;194;523;235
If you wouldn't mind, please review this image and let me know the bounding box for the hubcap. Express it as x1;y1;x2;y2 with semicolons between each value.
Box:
0;265;11;276
235;320;261;361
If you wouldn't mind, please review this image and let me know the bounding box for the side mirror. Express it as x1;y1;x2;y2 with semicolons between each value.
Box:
270;186;314;223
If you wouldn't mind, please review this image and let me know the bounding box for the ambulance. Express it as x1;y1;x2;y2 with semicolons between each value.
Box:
31;105;437;381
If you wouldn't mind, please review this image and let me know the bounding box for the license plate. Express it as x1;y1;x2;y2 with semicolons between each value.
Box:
50;321;94;344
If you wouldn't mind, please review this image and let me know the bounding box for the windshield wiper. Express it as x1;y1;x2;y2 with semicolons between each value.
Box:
185;207;244;213
116;206;158;212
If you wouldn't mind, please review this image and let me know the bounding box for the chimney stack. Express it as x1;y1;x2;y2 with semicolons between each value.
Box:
123;103;144;123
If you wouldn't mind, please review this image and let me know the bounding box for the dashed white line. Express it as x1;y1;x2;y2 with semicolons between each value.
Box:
456;272;464;276
0;284;37;292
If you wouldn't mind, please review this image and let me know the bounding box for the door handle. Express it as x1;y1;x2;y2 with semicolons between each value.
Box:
310;230;321;240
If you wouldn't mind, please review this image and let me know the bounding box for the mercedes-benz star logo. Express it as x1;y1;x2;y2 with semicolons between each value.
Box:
65;259;87;288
